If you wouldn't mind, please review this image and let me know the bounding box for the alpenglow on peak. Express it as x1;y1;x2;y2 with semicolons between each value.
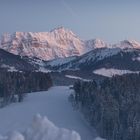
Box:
0;27;140;60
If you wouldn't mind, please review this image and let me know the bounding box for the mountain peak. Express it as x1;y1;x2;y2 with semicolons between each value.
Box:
92;39;106;47
113;39;140;49
0;27;86;60
122;40;140;48
50;26;70;32
50;26;66;31
85;38;107;49
50;27;77;37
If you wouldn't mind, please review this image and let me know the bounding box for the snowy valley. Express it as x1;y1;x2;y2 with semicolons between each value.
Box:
0;86;103;140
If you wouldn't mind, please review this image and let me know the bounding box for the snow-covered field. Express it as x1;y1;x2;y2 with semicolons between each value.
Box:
0;86;100;140
65;75;91;82
93;68;139;77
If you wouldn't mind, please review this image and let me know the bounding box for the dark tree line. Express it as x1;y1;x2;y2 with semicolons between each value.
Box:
0;70;52;107
72;73;140;140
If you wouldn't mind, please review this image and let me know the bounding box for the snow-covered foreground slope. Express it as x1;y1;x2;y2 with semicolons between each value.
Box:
0;86;99;140
0;114;81;140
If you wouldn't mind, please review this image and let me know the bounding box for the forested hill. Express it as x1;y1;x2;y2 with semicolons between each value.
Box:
72;73;140;140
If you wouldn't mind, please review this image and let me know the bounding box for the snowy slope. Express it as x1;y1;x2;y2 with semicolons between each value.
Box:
0;49;37;72
0;86;98;140
0;114;81;140
45;47;140;73
46;56;77;67
47;48;121;70
65;75;91;81
93;68;140;77
78;47;121;64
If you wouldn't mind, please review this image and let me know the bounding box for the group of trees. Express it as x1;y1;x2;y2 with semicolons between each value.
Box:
72;73;140;140
0;70;52;107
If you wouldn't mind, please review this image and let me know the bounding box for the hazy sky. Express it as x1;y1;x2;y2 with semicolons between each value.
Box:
0;0;140;43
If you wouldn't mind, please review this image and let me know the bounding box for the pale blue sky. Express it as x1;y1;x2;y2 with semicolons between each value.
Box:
0;0;140;43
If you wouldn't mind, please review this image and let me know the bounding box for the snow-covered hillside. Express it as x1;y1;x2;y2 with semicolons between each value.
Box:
46;47;122;70
78;48;121;64
0;114;81;140
0;86;99;140
45;47;140;74
46;56;77;67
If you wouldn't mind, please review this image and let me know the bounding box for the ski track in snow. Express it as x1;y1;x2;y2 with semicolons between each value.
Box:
0;86;97;140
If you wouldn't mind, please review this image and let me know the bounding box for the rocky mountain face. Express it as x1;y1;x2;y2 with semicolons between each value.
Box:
0;27;117;61
1;27;140;62
0;27;96;60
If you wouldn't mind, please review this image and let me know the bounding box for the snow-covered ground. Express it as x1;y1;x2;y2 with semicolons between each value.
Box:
93;68;139;77
0;114;81;140
0;86;100;140
1;64;18;72
47;56;77;67
65;75;91;81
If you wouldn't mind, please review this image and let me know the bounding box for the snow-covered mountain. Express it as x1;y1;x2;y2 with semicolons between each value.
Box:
0;41;140;81
0;27;115;61
45;47;140;83
112;40;140;49
1;27;140;61
1;26;140;79
45;47;140;73
0;27;94;60
45;47;122;70
85;39;107;49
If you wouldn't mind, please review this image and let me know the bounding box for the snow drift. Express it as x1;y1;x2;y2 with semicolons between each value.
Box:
0;114;81;140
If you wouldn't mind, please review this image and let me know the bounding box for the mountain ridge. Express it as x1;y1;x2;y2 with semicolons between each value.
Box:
1;27;140;61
